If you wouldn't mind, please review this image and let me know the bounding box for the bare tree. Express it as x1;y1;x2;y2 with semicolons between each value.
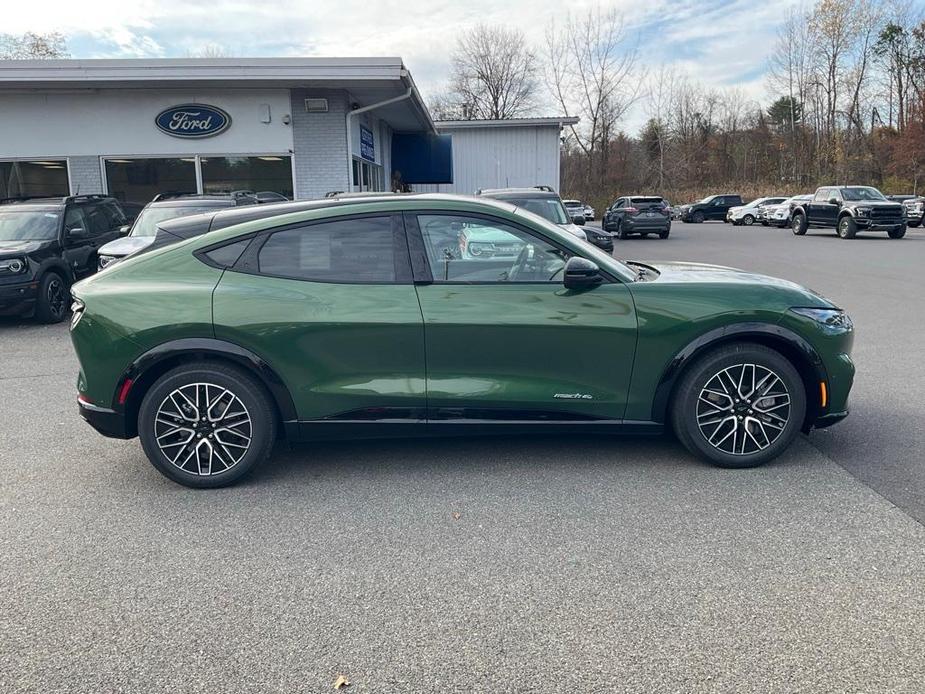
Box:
448;25;537;120
186;44;235;59
544;5;640;177
0;32;69;59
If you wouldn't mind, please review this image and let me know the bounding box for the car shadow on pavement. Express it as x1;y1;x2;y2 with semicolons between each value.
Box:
238;432;807;489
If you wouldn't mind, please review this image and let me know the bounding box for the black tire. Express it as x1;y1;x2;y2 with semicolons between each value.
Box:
671;342;806;469
908;221;920;228
692;211;705;224
659;226;670;239
34;272;68;324
837;215;857;239
791;213;807;235
888;224;907;239
743;214;755;226
618;223;628;240
138;362;277;488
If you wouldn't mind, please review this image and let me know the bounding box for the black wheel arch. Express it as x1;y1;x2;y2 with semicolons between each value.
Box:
114;338;297;438
651;322;827;432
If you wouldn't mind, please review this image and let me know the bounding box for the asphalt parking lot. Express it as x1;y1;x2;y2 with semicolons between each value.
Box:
3;220;925;692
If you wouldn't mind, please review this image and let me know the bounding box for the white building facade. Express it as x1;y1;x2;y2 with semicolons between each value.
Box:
0;58;573;206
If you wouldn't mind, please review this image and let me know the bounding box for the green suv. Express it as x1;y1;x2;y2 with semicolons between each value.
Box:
70;195;854;488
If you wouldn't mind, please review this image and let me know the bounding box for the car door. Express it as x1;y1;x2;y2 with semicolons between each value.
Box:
79;202;124;275
60;206;97;279
212;213;426;424
407;211;637;422
606;198;624;230
708;197;727;220
811;188;840;226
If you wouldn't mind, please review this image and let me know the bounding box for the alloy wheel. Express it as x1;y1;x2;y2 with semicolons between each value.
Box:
154;382;253;476
47;277;66;318
696;363;791;456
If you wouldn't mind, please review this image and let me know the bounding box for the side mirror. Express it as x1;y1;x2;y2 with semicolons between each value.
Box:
66;227;87;240
828;197;840;206
563;257;603;290
572;214;586;226
118;225;131;236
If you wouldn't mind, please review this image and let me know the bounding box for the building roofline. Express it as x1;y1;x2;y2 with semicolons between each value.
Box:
0;57;408;83
435;117;580;129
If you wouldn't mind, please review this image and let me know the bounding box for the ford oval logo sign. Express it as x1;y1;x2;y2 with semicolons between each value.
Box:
155;104;231;138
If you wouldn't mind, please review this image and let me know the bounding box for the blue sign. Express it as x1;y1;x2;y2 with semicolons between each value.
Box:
155;104;231;139
359;124;375;162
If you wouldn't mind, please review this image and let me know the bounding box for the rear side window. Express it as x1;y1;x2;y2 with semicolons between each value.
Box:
203;238;251;268
257;216;398;283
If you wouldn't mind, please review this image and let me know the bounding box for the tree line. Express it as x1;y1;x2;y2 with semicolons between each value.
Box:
432;1;925;211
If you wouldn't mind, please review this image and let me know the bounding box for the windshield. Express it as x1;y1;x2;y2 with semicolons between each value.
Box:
504;197;570;225
130;205;221;237
841;187;886;202
0;209;60;242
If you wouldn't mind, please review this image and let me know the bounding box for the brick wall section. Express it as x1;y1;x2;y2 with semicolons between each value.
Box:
290;89;349;200
68;156;104;195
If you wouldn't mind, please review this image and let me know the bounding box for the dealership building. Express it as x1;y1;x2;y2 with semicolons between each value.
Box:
0;58;576;206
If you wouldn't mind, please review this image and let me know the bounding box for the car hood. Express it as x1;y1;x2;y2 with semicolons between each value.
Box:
97;236;154;258
637;261;832;305
0;240;46;256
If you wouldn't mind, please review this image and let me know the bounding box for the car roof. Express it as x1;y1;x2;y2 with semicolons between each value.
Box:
480;189;559;200
146;197;239;208
0;194;118;208
156;193;520;241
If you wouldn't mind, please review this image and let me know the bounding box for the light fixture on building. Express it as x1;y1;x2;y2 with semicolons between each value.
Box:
304;98;329;113
258;156;283;161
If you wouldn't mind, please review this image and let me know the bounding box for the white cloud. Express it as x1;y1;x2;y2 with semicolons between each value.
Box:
4;0;797;135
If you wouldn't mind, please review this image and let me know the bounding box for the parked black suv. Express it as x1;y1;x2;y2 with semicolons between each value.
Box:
0;195;128;322
603;196;671;238
679;194;743;223
96;192;262;269
791;186;906;239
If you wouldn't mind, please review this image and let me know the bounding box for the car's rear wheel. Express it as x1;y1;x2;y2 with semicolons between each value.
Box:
138;363;277;488
743;214;755;226
837;216;857;239
671;343;806;469
618;223;628;240
35;272;68;324
888;224;907;239
659;227;670;239
791;214;807;235
692;211;705;224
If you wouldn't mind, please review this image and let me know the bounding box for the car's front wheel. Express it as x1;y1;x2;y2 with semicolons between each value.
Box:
837;216;857;239
692;211;705;223
888;224;907;239
743;214;755;226
671;343;806;469
791;214;807;235
35;272;68;324
138;362;277;488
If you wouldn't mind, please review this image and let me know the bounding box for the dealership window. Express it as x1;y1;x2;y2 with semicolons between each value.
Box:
105;158;197;205
103;155;293;206
200;156;293;197
352;158;382;192
0;160;69;199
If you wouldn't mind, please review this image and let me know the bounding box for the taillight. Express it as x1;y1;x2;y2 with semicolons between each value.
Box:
624;206;639;215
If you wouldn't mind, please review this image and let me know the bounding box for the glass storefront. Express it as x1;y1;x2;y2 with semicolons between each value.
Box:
352;158;383;192
103;155;293;206
0;160;69;199
105;158;197;205
201;156;293;197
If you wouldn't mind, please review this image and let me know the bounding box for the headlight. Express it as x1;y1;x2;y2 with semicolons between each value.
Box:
0;257;27;274
98;255;118;270
854;206;871;216
790;307;853;334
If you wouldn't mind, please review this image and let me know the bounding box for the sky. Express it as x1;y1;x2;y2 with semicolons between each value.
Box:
4;0;803;135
